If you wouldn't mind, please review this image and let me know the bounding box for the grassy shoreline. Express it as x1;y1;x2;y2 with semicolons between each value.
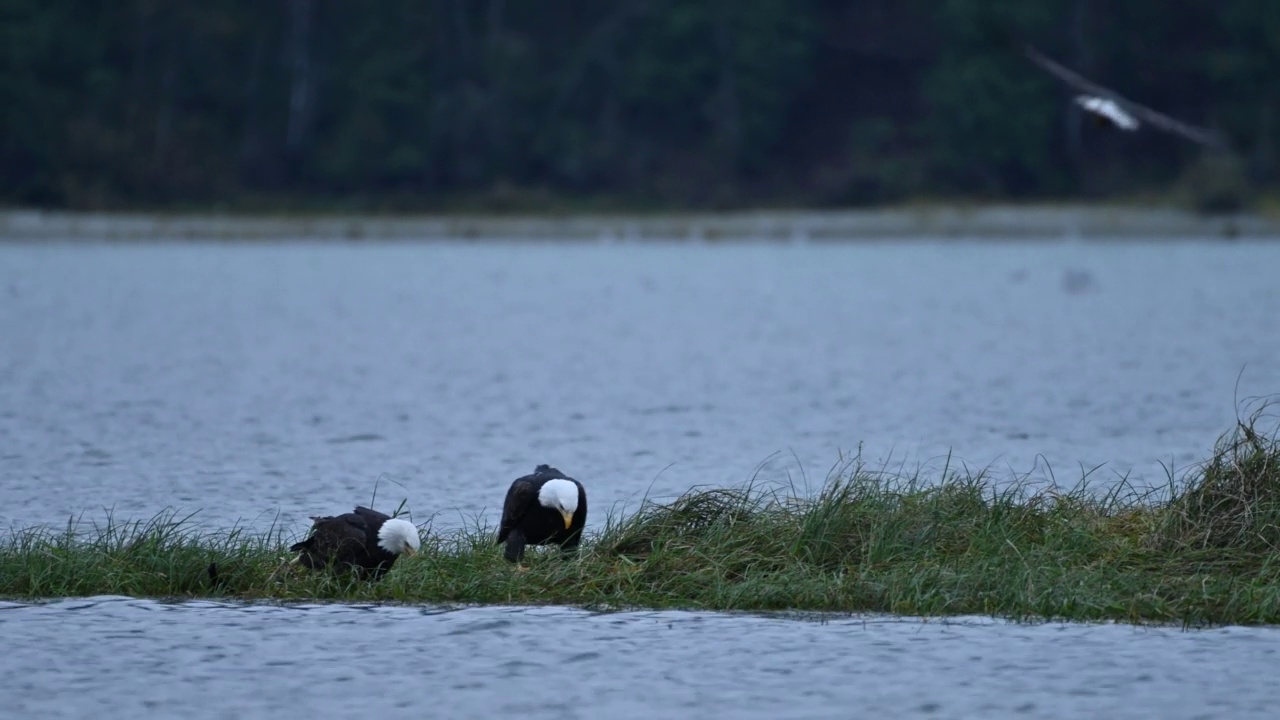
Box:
4;202;1280;242
3;410;1280;626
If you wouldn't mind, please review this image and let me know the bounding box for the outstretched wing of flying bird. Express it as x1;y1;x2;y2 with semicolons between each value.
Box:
1022;43;1229;150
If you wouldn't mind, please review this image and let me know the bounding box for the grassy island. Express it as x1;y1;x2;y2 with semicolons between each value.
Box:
3;409;1279;626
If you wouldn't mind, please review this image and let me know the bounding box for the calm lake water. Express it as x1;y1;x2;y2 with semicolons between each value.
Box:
2;236;1280;718
3;239;1280;533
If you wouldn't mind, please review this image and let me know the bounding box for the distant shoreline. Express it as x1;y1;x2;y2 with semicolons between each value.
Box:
3;204;1279;242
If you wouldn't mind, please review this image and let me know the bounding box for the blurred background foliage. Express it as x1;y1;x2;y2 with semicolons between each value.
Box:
1;0;1273;211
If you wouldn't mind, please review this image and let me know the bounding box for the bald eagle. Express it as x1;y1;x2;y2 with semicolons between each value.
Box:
289;505;420;580
1023;43;1228;149
497;464;587;563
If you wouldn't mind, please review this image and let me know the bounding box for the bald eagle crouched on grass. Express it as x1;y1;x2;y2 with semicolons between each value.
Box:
497;464;587;564
289;505;420;581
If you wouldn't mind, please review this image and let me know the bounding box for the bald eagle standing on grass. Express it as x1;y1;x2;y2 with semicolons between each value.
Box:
497;464;587;566
289;506;421;581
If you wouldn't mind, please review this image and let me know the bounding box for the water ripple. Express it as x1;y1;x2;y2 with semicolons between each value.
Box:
3;600;1275;719
2;242;1280;717
1;242;1278;534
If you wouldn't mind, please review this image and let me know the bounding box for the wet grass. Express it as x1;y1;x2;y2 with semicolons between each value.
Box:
3;408;1280;625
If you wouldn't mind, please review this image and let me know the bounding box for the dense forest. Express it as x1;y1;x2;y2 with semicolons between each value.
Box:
2;0;1277;212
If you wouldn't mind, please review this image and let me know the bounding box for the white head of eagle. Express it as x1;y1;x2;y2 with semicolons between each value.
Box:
377;518;422;556
538;478;579;529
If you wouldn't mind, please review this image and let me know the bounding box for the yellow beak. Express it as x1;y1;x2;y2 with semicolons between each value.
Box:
560;510;574;529
402;545;417;557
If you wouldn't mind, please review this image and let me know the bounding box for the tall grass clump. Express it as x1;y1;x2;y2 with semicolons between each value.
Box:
0;511;288;598
1158;408;1280;554
3;405;1280;625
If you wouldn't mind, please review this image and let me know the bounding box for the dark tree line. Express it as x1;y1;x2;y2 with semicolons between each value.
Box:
2;0;1276;211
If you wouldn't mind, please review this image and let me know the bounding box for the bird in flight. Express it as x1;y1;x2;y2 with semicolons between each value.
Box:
1022;43;1229;150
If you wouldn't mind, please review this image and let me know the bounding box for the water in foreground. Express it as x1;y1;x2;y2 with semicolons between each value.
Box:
2;597;1277;720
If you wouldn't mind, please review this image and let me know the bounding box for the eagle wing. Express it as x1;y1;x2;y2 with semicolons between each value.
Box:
497;479;537;542
293;512;368;564
352;505;393;547
353;506;391;524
